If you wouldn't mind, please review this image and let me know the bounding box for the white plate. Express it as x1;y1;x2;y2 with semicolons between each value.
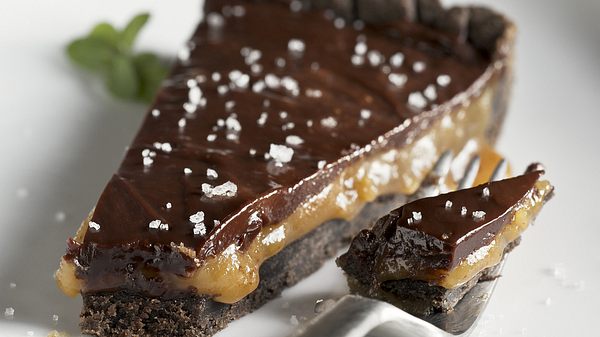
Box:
0;1;598;336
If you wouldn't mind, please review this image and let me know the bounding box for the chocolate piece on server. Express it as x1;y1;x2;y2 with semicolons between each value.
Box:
337;169;554;315
55;0;516;336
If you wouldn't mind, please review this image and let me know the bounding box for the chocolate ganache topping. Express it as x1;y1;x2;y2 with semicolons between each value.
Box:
371;170;545;272
79;0;494;266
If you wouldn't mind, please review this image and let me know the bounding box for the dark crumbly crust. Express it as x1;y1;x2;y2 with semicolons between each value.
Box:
344;238;520;316
81;195;406;337
79;1;514;336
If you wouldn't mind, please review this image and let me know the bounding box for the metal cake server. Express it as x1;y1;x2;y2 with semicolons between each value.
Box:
291;152;507;337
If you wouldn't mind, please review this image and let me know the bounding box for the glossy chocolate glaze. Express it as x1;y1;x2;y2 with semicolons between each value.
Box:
78;1;490;265
339;171;544;284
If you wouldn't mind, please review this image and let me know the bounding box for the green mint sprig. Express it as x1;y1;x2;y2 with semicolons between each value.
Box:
67;13;168;103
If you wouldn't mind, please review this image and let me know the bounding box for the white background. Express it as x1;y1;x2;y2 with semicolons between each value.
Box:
0;0;598;336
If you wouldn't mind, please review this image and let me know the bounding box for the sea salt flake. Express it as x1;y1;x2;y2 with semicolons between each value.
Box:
148;220;161;229
412;211;422;223
424;84;437;101
178;118;187;128
407;218;414;226
189;211;205;224
160;143;172;153
482;187;491;199
203;181;238;198
472;210;486;221
184;168;193;175
217;85;229;95
286;135;304;146
269;144;294;164
244;49;262;65
437;74;451;87
351;54;364;66
388;73;407;87
306;88;323;98
279;111;289;119
257;112;268;126
334;17;345;29
461;206;468;217
360;109;372;119
159;223;169;231
88;221;101;232
320;116;338;128
318;160;327;169
354;42;367;55
252;80;266;93
225;115;242;132
228;70;250;89
367;50;384;67
288;39;306;55
188;86;203;106
193;223;207;236
408;92;427;109
445;200;453;209
265;74;280;88
212;72;221;82
143;156;154;167
187;79;198;88
390;52;404;67
183;102;197;114
207;134;217;142
151;109;160;117
413;61;426;73
207;168;219;179
166;202;172;209
249;148;257;156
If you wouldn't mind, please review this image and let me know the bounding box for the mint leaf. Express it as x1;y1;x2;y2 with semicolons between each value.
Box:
134;52;168;102
66;12;168;103
67;37;116;71
106;55;139;99
90;22;120;47
120;13;150;52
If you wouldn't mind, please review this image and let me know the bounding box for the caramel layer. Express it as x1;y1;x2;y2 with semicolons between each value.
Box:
435;180;552;288
56;80;501;302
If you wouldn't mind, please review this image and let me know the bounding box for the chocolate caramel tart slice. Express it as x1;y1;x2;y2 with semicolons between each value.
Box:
55;0;515;336
337;167;554;315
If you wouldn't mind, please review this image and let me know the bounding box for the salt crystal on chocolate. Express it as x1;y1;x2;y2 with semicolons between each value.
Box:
390;52;404;68
207;168;219;179
189;211;205;224
424;84;437;101
269;144;294;164
320;116;338;128
388;73;407;87
88;221;101;232
437;74;451;87
408;92;427;109
286;135;304;146
203;181;238;198
288;39;305;55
